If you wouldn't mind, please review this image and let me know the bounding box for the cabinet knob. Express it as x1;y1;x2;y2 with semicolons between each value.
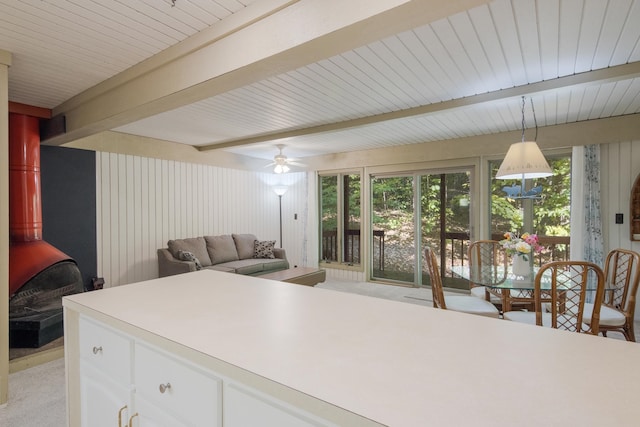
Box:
159;382;172;394
92;346;103;355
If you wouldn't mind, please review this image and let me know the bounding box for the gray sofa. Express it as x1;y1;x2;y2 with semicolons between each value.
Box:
158;233;289;277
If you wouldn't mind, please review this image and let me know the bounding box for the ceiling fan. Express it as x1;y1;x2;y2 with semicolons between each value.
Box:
266;144;305;173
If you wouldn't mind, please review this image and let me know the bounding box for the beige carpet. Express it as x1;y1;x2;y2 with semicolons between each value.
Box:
0;357;66;427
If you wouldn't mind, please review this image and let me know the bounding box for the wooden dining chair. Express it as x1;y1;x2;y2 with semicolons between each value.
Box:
582;249;640;341
468;240;505;304
503;261;605;335
425;247;500;318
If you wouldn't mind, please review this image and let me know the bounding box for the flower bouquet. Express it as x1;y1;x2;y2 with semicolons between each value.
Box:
499;232;544;261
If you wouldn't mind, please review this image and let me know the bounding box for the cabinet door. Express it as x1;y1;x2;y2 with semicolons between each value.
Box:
129;395;191;427
80;361;131;427
225;383;335;427
79;316;132;386
134;342;222;426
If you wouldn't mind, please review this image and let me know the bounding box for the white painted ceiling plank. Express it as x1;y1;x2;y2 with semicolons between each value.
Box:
489;0;528;87
574;0;607;72
536;0;561;81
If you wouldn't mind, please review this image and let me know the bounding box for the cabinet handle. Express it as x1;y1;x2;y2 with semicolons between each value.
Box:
117;405;127;427
159;382;171;393
92;346;103;354
128;412;139;426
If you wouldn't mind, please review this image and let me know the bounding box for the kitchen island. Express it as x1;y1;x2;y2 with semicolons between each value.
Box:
64;270;640;426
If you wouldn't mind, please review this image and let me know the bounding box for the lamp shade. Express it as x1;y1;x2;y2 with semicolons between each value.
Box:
496;141;553;179
273;186;287;196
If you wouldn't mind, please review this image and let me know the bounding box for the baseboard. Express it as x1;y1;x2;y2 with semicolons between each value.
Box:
9;346;64;374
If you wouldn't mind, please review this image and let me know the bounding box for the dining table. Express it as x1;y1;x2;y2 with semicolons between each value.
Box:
450;264;603;312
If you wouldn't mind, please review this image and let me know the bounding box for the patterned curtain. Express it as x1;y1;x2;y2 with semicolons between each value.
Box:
582;145;604;266
570;145;603;301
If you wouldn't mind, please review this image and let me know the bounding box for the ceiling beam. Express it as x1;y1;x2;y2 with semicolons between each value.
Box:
43;0;489;146
197;61;640;151
302;113;640;171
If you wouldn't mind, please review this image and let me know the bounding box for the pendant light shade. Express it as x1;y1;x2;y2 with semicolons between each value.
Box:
496;96;553;180
496;141;553;179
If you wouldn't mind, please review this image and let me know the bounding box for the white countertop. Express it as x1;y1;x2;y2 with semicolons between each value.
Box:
63;270;640;426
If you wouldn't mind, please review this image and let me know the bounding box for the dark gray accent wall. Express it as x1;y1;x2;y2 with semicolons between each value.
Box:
40;145;97;291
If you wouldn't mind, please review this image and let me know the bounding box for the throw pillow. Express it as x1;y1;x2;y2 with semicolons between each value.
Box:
254;240;276;259
177;250;202;270
167;237;212;266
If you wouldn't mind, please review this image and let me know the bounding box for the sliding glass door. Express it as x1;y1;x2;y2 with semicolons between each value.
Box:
420;172;471;290
371;170;471;288
371;176;415;282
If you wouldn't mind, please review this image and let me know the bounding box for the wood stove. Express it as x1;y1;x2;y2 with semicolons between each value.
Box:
8;113;83;348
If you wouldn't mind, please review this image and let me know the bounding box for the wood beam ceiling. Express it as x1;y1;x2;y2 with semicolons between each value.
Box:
197;62;640;151
42;0;489;146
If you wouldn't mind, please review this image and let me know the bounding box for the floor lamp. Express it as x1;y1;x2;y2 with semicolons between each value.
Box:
274;187;287;248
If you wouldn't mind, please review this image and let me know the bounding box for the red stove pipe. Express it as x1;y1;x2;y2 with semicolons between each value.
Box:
9;113;72;297
10;113;42;242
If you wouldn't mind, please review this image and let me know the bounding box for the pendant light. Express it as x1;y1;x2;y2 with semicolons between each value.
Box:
496;96;552;180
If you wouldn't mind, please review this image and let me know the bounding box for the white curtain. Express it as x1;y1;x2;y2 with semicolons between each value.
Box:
570;145;604;265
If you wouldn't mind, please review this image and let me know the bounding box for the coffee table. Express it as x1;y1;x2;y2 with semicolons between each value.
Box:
259;267;326;287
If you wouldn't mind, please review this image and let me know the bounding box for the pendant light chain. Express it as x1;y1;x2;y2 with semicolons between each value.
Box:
530;97;538;141
521;96;526;142
520;96;539;142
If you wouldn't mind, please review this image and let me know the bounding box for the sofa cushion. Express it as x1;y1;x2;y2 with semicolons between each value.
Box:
167;237;212;267
260;258;289;272
254;240;276;259
217;259;265;275
205;235;239;265
232;233;258;260
204;265;236;273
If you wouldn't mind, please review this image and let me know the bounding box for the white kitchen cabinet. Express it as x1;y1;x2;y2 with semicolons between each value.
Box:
133;342;221;426
77;316;222;426
63;269;640;426
78;316;133;427
224;382;333;427
79;361;131;427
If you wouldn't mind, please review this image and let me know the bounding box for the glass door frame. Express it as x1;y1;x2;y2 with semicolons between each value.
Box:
368;164;477;287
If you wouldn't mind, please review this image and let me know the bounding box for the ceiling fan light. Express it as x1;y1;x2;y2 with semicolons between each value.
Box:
274;164;290;174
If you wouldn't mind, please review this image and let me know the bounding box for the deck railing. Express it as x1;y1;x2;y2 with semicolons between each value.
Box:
322;230;570;275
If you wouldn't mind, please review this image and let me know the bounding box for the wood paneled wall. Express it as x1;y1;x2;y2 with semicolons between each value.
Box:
95;139;640;294
601;140;640;251
96;152;310;287
598;139;640;318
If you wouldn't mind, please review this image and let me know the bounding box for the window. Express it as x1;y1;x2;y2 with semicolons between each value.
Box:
319;173;361;265
489;155;571;264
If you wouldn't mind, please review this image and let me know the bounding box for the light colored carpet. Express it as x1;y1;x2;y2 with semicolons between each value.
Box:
0;357;66;427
